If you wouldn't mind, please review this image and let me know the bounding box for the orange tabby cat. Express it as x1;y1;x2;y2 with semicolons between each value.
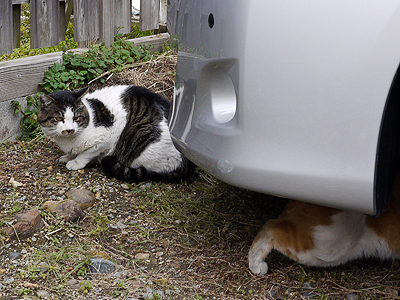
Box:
248;174;400;275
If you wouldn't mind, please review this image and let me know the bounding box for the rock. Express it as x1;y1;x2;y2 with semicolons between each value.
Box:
346;294;359;300
303;282;313;289
9;177;23;187
135;253;150;260
302;291;317;298
36;262;50;273
22;296;40;300
266;290;278;299
65;188;96;210
43;200;84;222
66;278;80;289
9;251;22;259
36;290;50;298
6;209;43;238
23;281;38;289
385;287;398;297
4;277;14;284
121;184;130;190
89;258;116;274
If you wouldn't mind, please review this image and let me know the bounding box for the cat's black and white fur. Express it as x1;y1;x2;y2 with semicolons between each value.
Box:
38;85;194;183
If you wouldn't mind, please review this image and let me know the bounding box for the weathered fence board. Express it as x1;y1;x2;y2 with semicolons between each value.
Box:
0;0;13;55
115;0;132;35
140;0;160;31
0;52;63;101
30;0;63;49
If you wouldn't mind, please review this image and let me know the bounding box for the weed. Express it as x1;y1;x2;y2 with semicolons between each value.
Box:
41;38;152;93
18;287;32;296
11;94;43;141
79;280;92;294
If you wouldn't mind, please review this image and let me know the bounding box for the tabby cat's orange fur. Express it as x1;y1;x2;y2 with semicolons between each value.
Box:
249;174;400;275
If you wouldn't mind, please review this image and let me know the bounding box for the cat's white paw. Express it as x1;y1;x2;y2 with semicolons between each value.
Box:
59;154;72;163
249;259;269;275
66;159;85;170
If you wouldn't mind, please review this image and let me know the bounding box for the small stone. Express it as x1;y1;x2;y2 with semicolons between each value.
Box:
155;251;164;257
23;281;38;289
43;200;84;222
346;294;359;300
6;209;43;239
121;184;130;189
135;253;150;260
302;291;317;299
22;296;40;300
89;258;116;274
116;221;127;230
36;290;50;298
303;282;313;289
385;287;398;297
9;177;23;187
0;269;6;275
66;278;80;289
36;262;50;273
266;290;278;299
4;276;14;284
10;251;22;260
65;188;96;210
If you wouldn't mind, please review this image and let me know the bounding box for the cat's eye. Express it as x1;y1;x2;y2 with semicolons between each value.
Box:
73;116;81;122
55;117;64;122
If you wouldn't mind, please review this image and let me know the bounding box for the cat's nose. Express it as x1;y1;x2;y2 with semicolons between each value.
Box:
62;129;75;135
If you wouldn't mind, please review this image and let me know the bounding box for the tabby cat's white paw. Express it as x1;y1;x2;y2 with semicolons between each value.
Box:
66;159;85;170
249;259;269;275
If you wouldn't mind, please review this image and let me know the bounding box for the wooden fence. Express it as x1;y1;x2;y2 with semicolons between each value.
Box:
0;0;163;55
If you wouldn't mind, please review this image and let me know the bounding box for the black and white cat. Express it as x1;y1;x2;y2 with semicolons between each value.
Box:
38;85;194;183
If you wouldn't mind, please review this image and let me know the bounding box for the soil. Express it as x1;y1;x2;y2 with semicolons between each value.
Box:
0;54;399;300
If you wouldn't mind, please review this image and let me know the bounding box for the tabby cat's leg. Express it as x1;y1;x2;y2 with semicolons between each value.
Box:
248;224;274;275
59;153;74;163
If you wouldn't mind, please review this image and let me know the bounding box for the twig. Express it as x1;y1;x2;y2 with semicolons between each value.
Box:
44;227;63;240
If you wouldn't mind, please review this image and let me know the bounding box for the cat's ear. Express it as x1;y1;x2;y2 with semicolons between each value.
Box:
75;86;90;100
39;94;55;107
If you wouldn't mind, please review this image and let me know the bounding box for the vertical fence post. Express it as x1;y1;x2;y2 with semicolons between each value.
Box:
0;0;13;55
100;0;115;45
30;0;63;49
140;0;160;31
115;0;132;35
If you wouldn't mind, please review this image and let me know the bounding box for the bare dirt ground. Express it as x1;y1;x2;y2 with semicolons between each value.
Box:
0;54;399;300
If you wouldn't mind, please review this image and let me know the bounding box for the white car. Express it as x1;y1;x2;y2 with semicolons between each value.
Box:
168;1;400;215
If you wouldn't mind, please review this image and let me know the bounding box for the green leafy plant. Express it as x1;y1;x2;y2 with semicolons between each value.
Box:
41;38;152;93
79;280;92;294
11;93;43;140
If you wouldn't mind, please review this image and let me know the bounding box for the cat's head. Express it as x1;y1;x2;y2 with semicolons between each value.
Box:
38;87;90;138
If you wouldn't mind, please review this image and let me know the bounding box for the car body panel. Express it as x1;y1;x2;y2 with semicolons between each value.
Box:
169;0;400;214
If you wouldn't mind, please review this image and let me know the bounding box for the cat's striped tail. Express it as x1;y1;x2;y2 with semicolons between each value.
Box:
100;156;195;183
